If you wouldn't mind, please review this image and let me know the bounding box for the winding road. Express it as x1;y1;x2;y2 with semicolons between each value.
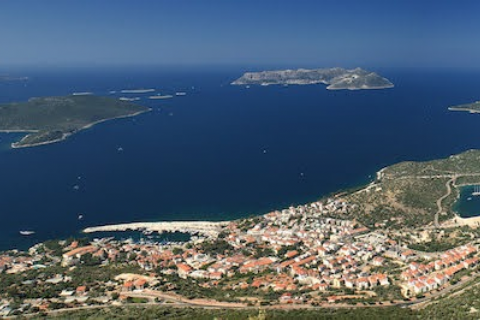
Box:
434;176;456;228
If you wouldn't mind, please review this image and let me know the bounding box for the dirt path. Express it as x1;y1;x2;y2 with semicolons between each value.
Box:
434;176;456;228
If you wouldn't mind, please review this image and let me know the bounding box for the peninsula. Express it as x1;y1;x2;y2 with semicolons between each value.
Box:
232;67;394;90
0;95;150;148
448;100;480;113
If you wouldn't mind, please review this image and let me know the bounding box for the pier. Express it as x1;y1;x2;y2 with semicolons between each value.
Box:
83;221;228;238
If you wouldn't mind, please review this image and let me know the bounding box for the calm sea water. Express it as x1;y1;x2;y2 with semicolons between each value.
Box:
1;67;480;250
454;186;480;218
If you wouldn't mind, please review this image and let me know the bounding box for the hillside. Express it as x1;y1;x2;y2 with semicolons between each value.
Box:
0;95;150;148
343;150;480;228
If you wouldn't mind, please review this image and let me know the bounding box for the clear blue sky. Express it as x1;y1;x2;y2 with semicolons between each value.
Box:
1;0;479;69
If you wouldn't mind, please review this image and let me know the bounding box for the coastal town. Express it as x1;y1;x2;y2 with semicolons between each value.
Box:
1;195;480;317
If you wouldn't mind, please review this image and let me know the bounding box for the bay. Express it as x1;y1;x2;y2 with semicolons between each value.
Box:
1;67;479;250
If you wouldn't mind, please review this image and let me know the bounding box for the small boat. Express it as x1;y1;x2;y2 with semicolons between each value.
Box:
73;185;80;190
175;92;187;96
117;147;124;152
78;214;84;220
20;231;35;236
473;185;480;196
468;197;473;201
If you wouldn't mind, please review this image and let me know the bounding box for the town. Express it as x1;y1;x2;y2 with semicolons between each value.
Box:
1;197;480;317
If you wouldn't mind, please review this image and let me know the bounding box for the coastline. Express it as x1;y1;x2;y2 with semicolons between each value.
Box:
326;84;394;90
450;214;480;227
0;129;38;133
233;81;394;91
448;107;480;114
9;108;151;149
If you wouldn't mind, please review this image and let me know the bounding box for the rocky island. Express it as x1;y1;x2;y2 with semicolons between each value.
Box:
448;100;480;113
0;95;150;148
232;67;394;90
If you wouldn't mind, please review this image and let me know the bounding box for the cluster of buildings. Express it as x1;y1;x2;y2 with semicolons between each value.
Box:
1;197;480;315
400;245;479;297
142;199;398;298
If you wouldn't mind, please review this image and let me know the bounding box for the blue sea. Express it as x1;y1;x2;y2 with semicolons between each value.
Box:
1;66;480;250
454;186;480;218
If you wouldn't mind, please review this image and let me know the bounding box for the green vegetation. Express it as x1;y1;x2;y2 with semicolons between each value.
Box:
420;277;480;319
0;95;149;147
345;150;480;228
28;305;419;320
409;237;469;252
0;263;142;301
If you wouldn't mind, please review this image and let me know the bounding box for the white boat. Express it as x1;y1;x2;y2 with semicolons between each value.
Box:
78;214;84;220
175;92;187;96
20;231;35;236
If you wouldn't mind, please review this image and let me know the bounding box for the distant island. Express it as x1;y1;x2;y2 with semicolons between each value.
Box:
121;88;155;94
232;67;394;90
0;95;150;148
448;100;480;113
0;74;28;81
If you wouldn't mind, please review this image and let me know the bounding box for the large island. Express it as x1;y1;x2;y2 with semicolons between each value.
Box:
0;95;150;148
232;67;394;90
